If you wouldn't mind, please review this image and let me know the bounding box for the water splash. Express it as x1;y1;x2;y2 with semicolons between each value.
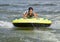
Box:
49;21;60;29
0;21;14;28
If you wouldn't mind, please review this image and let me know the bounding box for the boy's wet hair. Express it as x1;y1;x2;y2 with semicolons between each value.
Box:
28;7;33;11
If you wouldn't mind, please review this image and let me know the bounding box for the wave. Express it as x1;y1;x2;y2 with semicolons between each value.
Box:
0;3;57;7
38;11;60;14
28;3;57;6
0;10;22;14
0;4;10;6
0;21;14;28
49;21;60;29
0;4;28;7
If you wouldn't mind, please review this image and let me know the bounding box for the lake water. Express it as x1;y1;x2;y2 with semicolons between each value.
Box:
0;0;60;42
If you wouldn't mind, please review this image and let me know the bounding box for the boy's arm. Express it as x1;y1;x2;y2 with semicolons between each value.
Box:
23;12;27;18
34;13;38;18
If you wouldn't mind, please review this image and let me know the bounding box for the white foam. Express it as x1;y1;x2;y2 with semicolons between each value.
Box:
49;21;60;29
0;21;14;28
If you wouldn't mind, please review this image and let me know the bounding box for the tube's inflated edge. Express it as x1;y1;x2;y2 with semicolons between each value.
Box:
13;23;51;27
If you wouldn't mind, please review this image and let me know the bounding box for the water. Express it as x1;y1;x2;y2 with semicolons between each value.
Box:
0;0;60;42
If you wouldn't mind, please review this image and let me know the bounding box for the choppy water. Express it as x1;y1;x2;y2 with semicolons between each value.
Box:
0;0;60;42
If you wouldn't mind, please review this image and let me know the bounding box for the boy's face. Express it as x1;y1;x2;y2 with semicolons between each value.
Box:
29;9;33;14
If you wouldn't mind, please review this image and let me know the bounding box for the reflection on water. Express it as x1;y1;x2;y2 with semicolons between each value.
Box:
13;27;52;31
